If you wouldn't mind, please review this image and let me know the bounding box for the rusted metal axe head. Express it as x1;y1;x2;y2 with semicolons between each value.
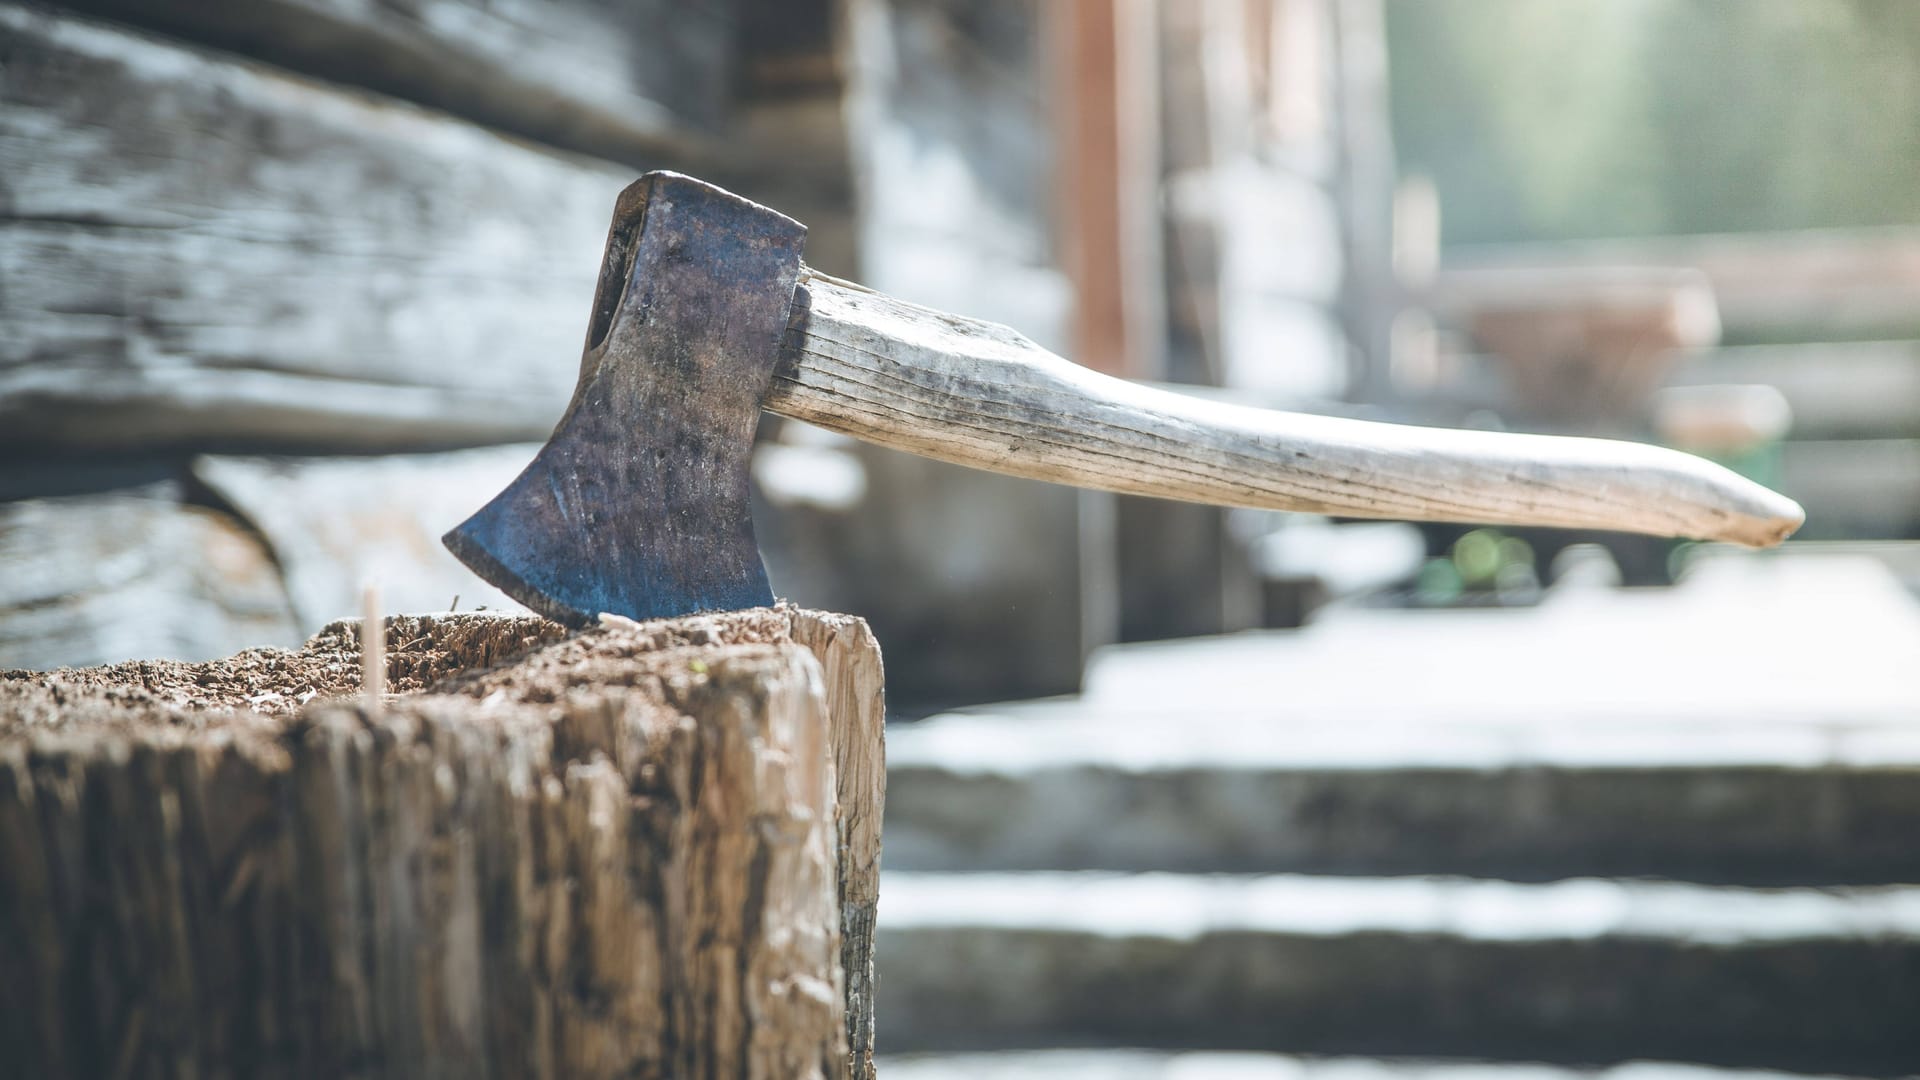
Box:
447;172;1803;627
445;174;803;625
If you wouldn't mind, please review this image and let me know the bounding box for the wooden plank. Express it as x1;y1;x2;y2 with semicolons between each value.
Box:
191;448;538;632
0;607;883;1078
1669;340;1920;439
1440;227;1920;342
786;610;886;1080
1051;0;1166;377
0;485;301;670
0;4;630;451
55;0;736;164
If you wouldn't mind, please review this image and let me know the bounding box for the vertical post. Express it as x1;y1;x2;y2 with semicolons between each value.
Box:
1330;0;1400;402
1053;0;1166;379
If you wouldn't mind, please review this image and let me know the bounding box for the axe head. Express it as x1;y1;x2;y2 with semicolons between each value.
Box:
444;172;806;626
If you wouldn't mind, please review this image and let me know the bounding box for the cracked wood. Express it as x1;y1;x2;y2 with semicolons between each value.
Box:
0;607;884;1079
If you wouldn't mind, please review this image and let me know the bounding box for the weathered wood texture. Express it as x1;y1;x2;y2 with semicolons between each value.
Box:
55;0;735;164
0;606;884;1079
0;448;545;670
193;448;539;630
775;272;1803;547
785;611;886;1076
0;3;628;451
0;485;301;670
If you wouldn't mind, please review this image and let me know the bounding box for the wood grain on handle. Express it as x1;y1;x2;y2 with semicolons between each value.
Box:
771;272;1805;548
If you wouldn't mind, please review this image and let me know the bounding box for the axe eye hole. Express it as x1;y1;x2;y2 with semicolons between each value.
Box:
588;215;643;352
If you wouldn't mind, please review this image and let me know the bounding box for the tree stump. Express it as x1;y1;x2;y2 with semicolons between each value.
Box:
0;605;885;1080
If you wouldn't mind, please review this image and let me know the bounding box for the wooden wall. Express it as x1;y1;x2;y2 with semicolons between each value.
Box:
0;4;622;452
0;0;1117;701
763;0;1105;704
2;0;1405;688
1158;0;1360;400
0;0;857;666
1117;0;1383;641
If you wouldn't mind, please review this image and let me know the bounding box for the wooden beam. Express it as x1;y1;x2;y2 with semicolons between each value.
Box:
55;0;736;165
0;485;300;669
191;448;538;630
1051;0;1165;378
0;4;630;452
1440;227;1920;342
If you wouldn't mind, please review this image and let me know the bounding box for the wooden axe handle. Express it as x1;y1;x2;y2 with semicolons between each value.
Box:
771;272;1803;548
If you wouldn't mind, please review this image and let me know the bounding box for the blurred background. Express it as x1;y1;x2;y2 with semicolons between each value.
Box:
4;0;1919;1074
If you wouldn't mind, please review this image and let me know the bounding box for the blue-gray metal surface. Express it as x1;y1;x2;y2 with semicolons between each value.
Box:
444;172;806;625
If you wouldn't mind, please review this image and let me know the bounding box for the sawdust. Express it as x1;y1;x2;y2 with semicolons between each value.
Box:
437;606;795;703
0;612;566;732
0;606;802;735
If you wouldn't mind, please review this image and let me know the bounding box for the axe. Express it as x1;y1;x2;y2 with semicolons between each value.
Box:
445;172;1803;626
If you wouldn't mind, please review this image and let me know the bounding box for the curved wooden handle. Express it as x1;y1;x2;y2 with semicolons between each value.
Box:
770;273;1804;548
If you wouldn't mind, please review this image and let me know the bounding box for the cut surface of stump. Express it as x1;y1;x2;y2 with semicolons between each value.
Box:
0;605;884;1080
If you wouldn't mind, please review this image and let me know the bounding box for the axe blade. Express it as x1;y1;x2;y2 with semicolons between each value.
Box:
443;173;806;626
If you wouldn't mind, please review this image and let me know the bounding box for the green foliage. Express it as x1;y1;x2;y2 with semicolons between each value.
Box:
1387;0;1920;244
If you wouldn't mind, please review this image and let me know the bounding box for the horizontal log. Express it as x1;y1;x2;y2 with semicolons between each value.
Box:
0;4;629;451
0;484;300;670
0;606;884;1078
54;0;735;163
192;448;539;631
1440;227;1920;342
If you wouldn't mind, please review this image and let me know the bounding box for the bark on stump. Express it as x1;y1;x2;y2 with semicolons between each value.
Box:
0;606;885;1080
